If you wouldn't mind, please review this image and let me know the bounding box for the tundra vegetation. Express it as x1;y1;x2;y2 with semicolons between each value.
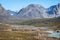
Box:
0;18;60;40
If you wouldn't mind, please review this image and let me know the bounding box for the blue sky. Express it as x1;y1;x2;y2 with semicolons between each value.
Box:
0;0;60;11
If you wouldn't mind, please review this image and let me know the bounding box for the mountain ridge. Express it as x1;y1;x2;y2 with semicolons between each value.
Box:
0;3;60;20
17;3;60;19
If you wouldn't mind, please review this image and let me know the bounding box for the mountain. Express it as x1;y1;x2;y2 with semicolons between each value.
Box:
0;4;18;23
0;4;10;21
0;4;7;15
47;3;60;18
17;4;48;19
0;3;60;21
7;10;17;15
18;3;60;19
0;3;60;24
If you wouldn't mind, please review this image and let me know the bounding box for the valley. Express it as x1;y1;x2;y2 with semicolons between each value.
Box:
0;2;60;40
0;20;60;40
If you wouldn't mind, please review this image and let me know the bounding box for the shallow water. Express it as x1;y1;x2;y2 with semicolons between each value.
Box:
48;32;60;38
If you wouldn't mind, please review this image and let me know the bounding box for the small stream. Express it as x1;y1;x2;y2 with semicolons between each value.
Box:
48;31;60;38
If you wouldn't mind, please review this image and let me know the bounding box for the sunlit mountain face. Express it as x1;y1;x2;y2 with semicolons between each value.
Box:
17;4;48;19
0;3;60;20
17;3;60;19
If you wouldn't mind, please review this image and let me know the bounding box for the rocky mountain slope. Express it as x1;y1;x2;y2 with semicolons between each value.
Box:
0;3;60;23
0;4;10;22
47;3;60;18
17;3;60;19
18;4;48;19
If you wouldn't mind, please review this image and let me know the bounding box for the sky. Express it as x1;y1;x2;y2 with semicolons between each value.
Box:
0;0;60;11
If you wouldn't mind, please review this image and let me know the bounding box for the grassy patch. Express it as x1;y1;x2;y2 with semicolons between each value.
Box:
0;31;37;40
